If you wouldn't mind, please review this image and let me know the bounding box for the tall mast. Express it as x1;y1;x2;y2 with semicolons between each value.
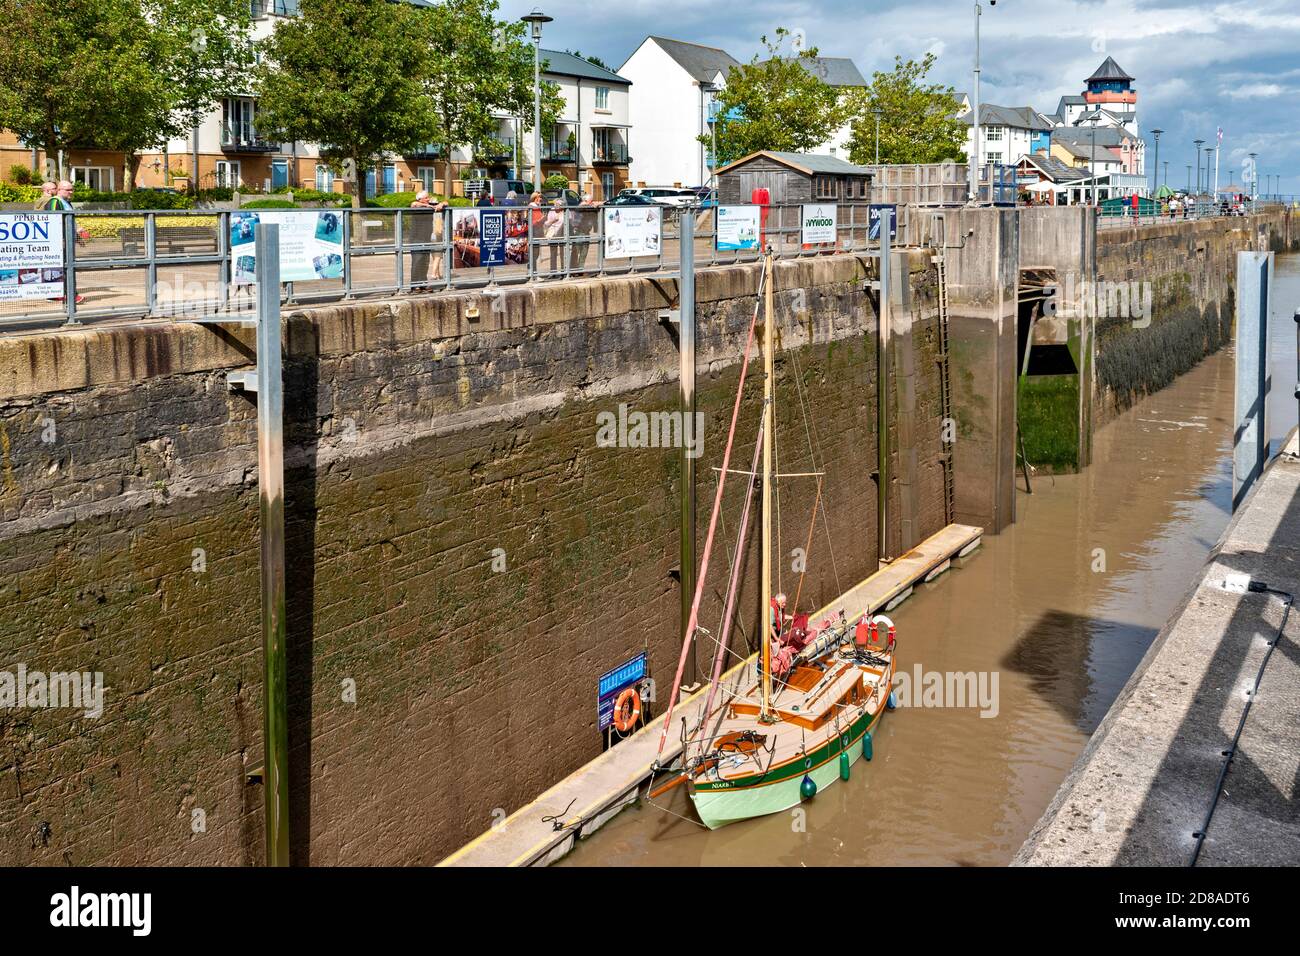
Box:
760;251;775;721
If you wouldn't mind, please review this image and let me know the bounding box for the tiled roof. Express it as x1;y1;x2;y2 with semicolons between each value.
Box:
541;49;631;85
647;36;739;82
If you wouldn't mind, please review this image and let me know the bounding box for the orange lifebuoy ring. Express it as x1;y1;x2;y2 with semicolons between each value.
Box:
867;614;897;652
613;688;642;733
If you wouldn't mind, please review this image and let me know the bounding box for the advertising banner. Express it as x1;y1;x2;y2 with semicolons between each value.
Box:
604;206;661;259
230;210;345;284
0;213;65;300
716;204;761;250
869;204;898;241
800;203;837;244
452;208;528;268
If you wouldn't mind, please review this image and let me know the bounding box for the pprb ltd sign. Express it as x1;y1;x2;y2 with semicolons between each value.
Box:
0;213;65;300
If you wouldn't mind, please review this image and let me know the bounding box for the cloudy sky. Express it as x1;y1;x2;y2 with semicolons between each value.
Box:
502;0;1300;193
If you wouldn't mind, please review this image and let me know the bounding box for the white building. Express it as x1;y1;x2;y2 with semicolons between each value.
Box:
960;104;1055;168
619;36;739;188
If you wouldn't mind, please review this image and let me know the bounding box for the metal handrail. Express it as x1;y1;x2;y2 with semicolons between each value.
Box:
1;202;884;332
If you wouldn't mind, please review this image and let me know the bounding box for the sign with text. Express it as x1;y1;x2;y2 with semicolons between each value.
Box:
479;210;506;266
716;204;760;250
869;204;898;242
597;652;647;732
0;213;64;300
452;208;528;268
801;203;837;244
230;210;344;284
603;206;661;259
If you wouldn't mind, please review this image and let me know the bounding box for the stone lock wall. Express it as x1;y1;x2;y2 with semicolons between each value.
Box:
1094;209;1295;420
0;253;948;865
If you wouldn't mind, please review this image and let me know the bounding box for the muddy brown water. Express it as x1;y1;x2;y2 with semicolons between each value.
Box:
559;255;1299;866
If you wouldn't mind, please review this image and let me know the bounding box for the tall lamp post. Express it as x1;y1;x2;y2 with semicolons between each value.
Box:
968;1;984;202
1248;151;1258;202
1193;138;1204;194
521;8;552;193
1150;128;1163;196
871;107;883;165
1205;146;1216;198
1185;165;1191;192
1162;161;1168;189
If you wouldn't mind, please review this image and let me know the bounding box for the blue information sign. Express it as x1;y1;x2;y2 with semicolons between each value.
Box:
597;652;647;731
869;204;897;241
479;210;506;266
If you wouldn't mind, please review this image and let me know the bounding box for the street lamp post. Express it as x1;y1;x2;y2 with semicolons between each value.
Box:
521;8;552;193
1151;128;1163;197
872;107;883;165
969;1;983;203
1186;165;1191;192
1162;161;1168;190
1206;146;1215;198
1248;151;1258;202
1193;139;1204;194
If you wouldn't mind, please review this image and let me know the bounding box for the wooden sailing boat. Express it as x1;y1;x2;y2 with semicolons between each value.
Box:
653;250;898;829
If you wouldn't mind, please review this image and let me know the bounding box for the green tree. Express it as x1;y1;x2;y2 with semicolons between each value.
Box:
845;54;967;166
0;0;253;189
699;29;843;166
254;0;434;207
420;0;562;196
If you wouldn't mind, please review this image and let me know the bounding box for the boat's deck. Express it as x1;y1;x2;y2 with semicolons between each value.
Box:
696;653;891;782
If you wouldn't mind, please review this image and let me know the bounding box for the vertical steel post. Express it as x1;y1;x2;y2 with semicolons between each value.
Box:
969;2;981;203
678;210;696;677
1233;250;1272;510
61;211;79;326
255;224;290;867
877;226;891;567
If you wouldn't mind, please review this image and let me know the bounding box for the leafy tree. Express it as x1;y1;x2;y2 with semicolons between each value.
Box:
255;0;435;207
566;50;609;70
699;29;843;166
420;0;562;196
845;54;967;166
0;0;253;189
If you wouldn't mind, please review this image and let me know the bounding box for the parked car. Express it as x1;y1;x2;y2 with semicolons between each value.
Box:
617;187;696;207
542;188;582;206
609;192;664;206
465;178;529;204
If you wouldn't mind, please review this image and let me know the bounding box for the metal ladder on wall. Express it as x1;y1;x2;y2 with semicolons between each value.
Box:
934;245;956;526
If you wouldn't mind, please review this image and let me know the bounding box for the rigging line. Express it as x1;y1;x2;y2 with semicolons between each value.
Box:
655;260;769;761
792;476;823;615
788;345;842;595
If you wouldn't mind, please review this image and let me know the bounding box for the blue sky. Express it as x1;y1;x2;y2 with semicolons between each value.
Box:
502;0;1300;194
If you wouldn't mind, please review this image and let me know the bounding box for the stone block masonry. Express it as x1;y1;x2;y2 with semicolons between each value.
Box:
0;253;948;865
1094;209;1295;422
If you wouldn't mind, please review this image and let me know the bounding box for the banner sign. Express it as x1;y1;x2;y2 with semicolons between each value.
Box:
716;204;760;250
597;652;647;732
230;210;344;284
604;206;661;259
869;204;898;241
801;203;837;244
0;213;64;300
452;208;526;268
479;210;506;267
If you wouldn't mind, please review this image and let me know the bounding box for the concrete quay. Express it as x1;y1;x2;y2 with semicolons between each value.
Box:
1016;429;1300;866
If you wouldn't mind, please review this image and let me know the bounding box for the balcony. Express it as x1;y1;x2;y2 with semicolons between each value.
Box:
592;143;629;166
474;139;516;163
221;126;276;153
409;144;444;160
543;142;576;162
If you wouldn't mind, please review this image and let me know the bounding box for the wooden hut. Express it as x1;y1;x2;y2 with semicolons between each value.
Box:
715;151;873;206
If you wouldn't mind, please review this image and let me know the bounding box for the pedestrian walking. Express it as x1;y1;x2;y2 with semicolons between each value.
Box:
35;181;56;210
528;192;544;273
41;181;85;305
569;192;597;272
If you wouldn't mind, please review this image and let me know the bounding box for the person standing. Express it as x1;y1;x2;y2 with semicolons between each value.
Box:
569;192;597;272
41;181;84;304
544;198;566;276
408;191;447;289
528;191;544;274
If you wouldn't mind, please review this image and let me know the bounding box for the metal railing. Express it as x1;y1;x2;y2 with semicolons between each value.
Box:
0;203;882;332
1096;200;1265;228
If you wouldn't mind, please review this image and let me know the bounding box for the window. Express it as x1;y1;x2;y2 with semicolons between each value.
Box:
987;151;1003;165
215;161;241;188
315;165;334;192
986;126;1004;142
417;167;438;192
71;166;114;191
223;97;258;146
601;172;614;199
595;87;610;110
814;175;838;200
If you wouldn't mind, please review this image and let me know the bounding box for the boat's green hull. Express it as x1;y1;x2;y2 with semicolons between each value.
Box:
688;706;884;829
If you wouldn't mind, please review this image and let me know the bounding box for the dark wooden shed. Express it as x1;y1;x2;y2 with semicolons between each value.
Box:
715;151;873;205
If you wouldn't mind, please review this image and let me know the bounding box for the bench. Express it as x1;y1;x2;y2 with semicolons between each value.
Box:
119;227;216;256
